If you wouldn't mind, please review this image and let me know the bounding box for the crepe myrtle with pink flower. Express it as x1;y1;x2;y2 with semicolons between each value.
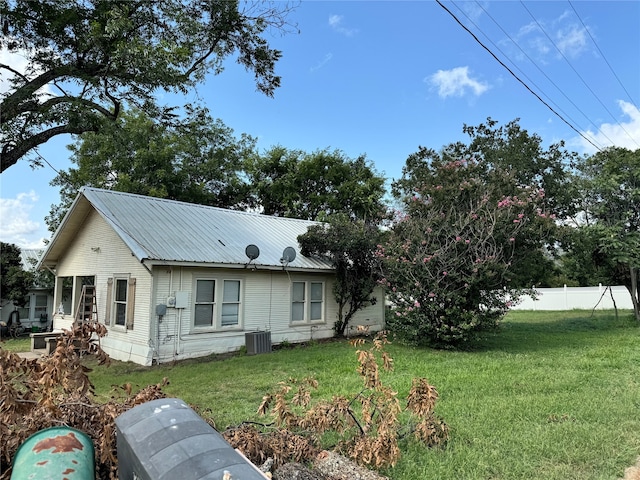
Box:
380;119;565;347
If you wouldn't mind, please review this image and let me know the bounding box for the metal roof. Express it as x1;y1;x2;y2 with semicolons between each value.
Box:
20;249;44;271
40;187;332;271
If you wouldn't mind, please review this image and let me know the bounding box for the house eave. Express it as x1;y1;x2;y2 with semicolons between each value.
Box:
142;259;333;274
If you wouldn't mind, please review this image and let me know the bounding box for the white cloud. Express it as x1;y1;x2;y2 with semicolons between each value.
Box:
509;11;592;64
310;53;333;73
0;191;47;248
459;1;489;24
0;48;53;96
328;15;358;37
575;100;640;154
427;66;490;98
555;24;588;58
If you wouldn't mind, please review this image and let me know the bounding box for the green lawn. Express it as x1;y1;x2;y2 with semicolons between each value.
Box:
9;311;640;479
0;336;30;352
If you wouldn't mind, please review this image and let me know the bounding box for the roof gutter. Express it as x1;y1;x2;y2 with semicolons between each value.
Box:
140;259;332;273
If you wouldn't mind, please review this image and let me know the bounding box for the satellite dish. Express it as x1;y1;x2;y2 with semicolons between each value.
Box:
245;244;260;260
281;246;297;264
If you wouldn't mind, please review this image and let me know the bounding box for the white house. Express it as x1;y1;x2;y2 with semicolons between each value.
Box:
37;187;385;365
1;249;54;332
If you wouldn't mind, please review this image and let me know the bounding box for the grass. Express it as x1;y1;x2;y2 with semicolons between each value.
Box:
0;336;30;352
6;311;640;479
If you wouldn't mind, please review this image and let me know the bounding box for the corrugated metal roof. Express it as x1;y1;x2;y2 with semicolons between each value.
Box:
41;187;332;271
20;249;44;271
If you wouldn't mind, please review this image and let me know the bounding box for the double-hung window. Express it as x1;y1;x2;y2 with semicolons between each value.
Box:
291;281;324;323
106;276;135;329
194;278;242;330
221;280;241;326
114;278;128;327
194;279;216;327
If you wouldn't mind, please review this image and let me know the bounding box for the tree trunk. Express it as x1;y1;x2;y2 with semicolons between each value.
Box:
629;266;640;322
335;301;347;337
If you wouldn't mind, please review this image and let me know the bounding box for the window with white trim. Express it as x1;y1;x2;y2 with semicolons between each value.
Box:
34;294;47;318
291;281;324;323
106;276;135;330
114;278;128;327
194;279;216;327
194;278;242;329
221;280;241;326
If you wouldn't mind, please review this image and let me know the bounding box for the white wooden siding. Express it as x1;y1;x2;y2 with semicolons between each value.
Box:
52;210;154;364
148;266;385;364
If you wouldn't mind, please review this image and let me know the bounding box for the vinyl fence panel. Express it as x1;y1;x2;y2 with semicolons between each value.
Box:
511;285;633;311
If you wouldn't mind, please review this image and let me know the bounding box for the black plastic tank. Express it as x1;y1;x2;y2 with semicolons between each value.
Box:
115;398;267;479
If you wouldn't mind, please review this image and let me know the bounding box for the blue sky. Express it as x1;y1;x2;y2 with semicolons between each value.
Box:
1;1;639;249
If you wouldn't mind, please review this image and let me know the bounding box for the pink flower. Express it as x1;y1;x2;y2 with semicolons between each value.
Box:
509;237;515;242
465;239;470;244
414;301;421;307
442;271;448;276
455;236;462;242
428;292;436;298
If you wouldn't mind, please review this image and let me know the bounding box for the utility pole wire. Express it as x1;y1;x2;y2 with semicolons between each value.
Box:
467;1;608;150
435;0;602;152
520;1;639;149
567;1;640;113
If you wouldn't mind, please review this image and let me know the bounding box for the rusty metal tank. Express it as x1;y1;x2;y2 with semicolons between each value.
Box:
11;426;95;480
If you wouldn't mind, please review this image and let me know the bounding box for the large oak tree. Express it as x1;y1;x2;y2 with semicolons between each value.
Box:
0;0;294;172
245;146;387;222
47;106;256;232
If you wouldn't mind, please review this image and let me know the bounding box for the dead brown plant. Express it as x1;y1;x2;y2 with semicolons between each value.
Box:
0;322;167;479
233;332;448;470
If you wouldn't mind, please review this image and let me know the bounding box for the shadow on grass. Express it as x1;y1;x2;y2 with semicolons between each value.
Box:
469;310;638;354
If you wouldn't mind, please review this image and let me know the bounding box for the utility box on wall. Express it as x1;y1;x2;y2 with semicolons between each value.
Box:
115;398;267;480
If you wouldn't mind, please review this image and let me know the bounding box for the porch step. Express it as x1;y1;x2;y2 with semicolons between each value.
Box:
17;350;45;360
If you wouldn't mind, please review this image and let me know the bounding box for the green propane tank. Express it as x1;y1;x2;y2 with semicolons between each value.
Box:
11;427;95;480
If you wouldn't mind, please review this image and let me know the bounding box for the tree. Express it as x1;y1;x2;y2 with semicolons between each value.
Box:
382;139;554;347
245;147;387;222
1;0;294;172
572;147;640;321
393;118;577;288
47;106;256;233
0;242;33;308
298;215;384;337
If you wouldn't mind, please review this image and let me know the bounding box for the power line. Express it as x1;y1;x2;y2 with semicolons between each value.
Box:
435;0;602;152
469;1;609;150
519;1;640;149
33;148;60;175
568;0;639;111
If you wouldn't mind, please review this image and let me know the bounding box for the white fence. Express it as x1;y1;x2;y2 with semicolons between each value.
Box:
511;285;634;311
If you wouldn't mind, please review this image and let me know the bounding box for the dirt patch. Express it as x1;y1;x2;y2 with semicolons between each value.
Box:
622;457;640;480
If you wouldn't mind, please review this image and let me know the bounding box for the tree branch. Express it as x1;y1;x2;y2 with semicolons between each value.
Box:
2;123;99;172
0;63;29;82
0;66;69;125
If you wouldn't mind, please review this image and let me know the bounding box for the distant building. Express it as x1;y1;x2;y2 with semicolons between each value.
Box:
1;249;53;332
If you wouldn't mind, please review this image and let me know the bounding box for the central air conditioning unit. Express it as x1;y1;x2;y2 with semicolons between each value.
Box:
245;331;271;355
